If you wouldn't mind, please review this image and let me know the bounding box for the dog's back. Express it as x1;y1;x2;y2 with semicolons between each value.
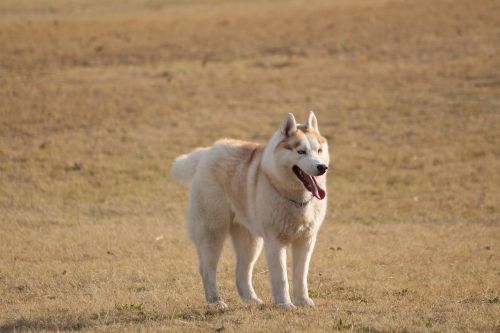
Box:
171;139;262;186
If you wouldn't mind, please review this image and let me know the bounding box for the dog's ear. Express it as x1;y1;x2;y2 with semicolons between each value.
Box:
280;113;297;137
306;110;319;132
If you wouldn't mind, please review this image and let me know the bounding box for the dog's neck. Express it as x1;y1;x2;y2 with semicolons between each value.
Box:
262;168;313;207
286;194;314;208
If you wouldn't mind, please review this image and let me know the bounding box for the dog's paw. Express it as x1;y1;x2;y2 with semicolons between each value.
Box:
243;297;264;305
295;297;315;307
276;302;296;310
207;300;228;310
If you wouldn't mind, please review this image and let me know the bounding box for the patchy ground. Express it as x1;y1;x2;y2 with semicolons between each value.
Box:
0;0;499;332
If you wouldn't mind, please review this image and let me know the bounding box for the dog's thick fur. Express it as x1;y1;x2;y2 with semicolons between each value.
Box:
171;112;329;309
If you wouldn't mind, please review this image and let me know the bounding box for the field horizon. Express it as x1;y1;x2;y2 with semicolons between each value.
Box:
0;0;499;332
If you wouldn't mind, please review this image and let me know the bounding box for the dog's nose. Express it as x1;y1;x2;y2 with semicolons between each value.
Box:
317;164;328;175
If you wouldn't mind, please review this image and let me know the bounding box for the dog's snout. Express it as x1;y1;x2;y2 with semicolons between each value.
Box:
317;164;328;175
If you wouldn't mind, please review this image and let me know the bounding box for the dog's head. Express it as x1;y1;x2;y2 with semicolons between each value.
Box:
271;111;329;200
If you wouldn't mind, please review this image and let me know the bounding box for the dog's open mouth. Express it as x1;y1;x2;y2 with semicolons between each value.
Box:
292;165;326;200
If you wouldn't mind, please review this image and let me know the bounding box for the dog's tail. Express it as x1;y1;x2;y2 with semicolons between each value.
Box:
171;148;208;185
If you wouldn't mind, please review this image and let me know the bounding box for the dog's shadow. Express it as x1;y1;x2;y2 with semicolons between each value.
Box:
0;306;234;332
0;311;151;332
1;304;280;332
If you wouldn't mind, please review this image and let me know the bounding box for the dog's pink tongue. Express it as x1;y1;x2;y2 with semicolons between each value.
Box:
309;175;326;200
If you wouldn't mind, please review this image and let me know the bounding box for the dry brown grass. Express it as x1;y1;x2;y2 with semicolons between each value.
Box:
0;0;499;332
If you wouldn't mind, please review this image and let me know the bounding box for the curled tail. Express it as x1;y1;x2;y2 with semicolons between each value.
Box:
171;148;208;185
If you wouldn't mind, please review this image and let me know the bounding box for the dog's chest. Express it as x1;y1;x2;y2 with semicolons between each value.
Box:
270;203;323;242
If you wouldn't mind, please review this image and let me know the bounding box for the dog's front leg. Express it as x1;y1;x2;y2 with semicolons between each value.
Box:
264;236;295;309
292;235;317;306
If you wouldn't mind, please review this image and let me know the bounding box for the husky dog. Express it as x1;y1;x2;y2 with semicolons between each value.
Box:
171;112;329;309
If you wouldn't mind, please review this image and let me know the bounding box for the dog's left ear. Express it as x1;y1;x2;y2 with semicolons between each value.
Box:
280;113;297;137
306;110;319;132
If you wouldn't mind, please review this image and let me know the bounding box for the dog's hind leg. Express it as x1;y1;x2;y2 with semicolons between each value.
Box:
188;189;230;309
195;230;228;308
230;223;263;304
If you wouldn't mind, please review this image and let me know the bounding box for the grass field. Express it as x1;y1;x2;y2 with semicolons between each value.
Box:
0;0;499;332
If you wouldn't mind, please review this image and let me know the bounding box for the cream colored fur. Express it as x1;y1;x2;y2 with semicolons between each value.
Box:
171;112;329;309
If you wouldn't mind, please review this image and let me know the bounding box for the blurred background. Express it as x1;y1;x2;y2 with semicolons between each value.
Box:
0;0;498;332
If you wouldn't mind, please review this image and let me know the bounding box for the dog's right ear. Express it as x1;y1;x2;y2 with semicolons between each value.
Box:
280;113;297;137
306;110;319;132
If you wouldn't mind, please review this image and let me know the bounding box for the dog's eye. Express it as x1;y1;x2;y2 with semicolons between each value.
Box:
297;150;306;155
318;148;323;154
